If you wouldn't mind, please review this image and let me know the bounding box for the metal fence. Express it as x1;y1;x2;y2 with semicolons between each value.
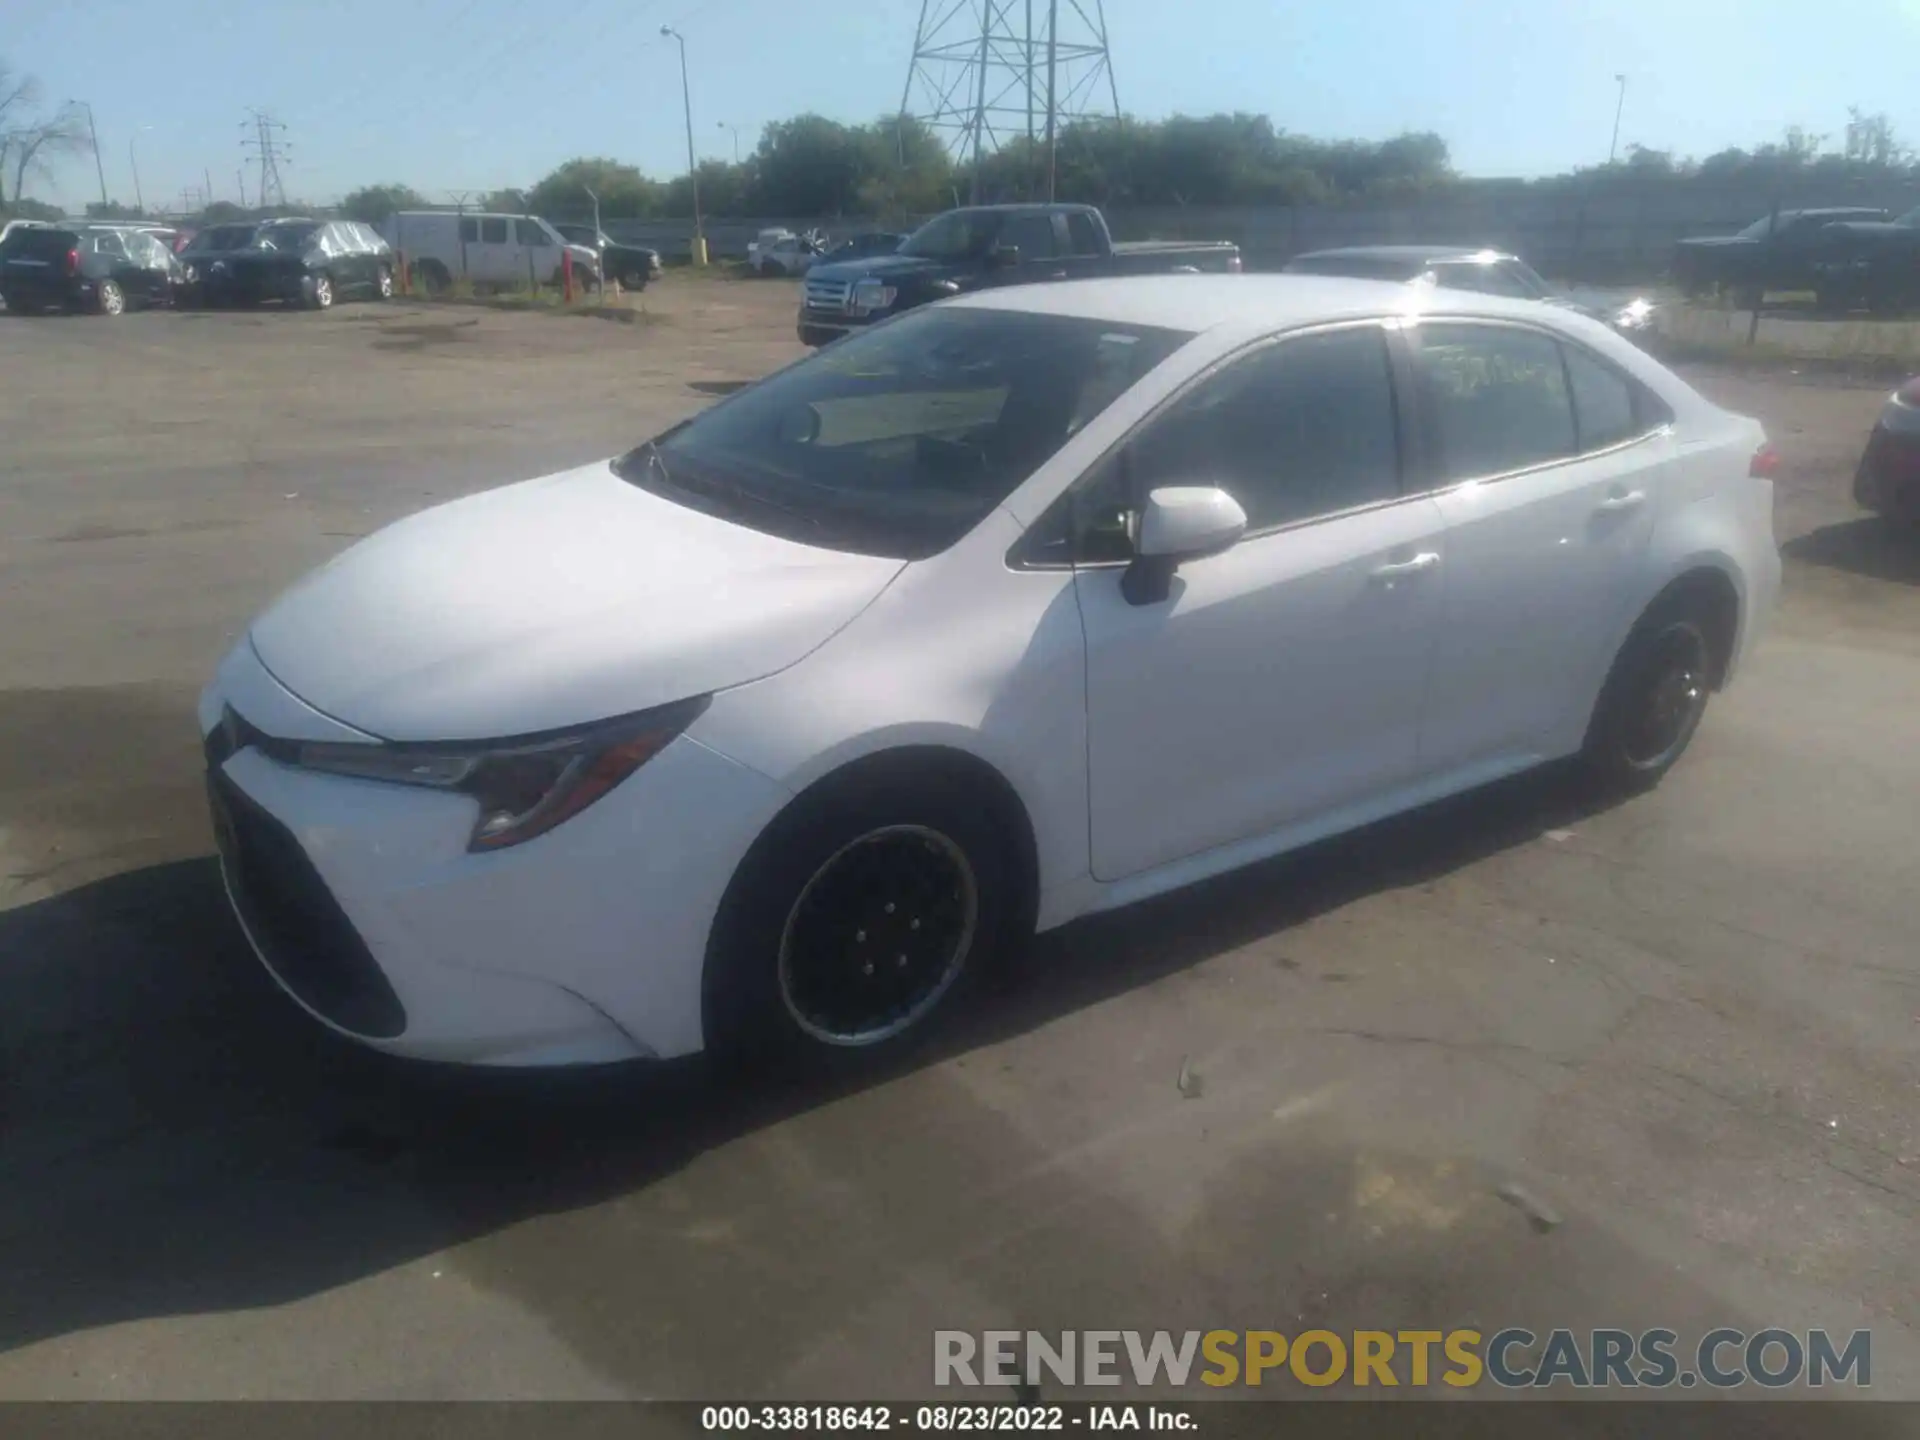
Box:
601;179;1920;282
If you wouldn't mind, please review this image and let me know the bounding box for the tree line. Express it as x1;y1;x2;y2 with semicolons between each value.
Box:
4;40;1917;230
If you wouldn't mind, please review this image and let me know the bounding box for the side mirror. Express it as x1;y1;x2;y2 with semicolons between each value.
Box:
990;243;1021;268
1121;486;1247;606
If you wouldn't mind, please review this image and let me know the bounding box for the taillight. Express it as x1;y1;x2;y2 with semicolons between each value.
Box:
64;248;79;276
1896;377;1920;406
1750;442;1782;479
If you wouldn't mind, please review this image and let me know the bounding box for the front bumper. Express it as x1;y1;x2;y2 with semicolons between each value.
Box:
198;640;789;1066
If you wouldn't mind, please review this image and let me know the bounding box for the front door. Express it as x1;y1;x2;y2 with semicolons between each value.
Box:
1075;323;1448;881
1408;321;1665;774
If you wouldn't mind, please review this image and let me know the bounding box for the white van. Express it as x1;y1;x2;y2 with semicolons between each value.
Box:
381;211;601;291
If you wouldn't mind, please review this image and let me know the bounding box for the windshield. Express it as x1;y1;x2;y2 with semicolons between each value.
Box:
899;210;1001;261
618;306;1190;560
253;222;319;251
185;225;258;253
554;223;597;245
1737;214;1786;239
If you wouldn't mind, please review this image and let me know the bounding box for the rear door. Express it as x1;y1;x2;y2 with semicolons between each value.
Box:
474;215;512;282
1412;321;1668;774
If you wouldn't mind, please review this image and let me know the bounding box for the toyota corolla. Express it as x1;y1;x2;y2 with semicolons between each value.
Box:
200;276;1781;1069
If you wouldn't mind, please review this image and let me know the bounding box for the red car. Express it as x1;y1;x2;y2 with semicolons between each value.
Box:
1855;377;1920;523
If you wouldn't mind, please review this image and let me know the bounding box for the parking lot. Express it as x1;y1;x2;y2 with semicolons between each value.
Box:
2;278;1919;1406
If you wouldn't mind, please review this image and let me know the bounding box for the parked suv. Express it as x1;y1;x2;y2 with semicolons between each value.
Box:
550;222;658;289
0;223;179;315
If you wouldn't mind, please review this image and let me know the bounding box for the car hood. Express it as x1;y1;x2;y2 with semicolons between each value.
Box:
247;462;906;742
807;253;953;284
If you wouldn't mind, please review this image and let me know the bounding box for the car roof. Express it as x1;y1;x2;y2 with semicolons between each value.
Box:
1289;244;1517;266
953;273;1569;334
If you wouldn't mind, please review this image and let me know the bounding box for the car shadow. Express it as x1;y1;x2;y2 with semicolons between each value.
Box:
686;380;751;397
1782;516;1920;585
0;754;1619;1362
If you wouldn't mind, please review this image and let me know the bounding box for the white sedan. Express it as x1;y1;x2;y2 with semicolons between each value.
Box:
200;276;1781;1068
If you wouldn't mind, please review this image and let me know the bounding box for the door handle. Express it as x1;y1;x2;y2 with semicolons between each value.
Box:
1594;490;1647;513
1370;551;1441;580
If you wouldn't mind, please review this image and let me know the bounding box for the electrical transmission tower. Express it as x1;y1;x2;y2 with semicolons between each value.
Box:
242;109;291;209
900;0;1119;202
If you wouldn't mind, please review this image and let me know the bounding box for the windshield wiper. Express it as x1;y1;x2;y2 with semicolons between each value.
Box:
628;440;823;533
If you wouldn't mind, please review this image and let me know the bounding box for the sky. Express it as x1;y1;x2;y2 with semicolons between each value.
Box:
8;0;1920;212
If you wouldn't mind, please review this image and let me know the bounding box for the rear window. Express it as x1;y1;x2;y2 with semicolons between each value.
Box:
2;228;77;259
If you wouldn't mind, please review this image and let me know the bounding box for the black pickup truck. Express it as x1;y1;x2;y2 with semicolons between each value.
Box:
797;203;1241;347
1671;207;1889;303
1810;204;1920;314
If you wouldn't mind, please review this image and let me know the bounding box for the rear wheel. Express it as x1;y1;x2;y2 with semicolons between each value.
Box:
374;265;393;301
305;272;334;310
1581;604;1717;795
95;279;125;316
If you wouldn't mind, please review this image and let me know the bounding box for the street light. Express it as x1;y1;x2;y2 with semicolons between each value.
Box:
68;98;110;207
661;24;705;265
717;121;741;164
1608;73;1628;165
129;125;151;214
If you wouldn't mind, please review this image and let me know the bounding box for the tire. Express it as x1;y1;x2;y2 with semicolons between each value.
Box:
95;279;125;316
414;259;451;295
306;272;334;310
1580;600;1717;796
759;259;782;278
374;265;393;301
621;266;649;291
703;765;1021;1071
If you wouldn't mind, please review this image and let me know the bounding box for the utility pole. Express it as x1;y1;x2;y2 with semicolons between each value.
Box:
1045;0;1059;200
242;109;290;210
661;26;705;264
236;169;248;208
1608;73;1627;165
70;100;110;207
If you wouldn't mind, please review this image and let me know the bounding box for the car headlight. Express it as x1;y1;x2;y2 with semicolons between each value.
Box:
851;277;898;314
285;695;710;852
1613;297;1656;331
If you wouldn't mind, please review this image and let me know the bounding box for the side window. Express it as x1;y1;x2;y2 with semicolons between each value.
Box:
1063;212;1102;257
1416;323;1575;480
88;233;128;259
479;217;509;244
1562;345;1640;452
459;217;479;243
516;219;549;247
1001;213;1056;260
1129;326;1402;533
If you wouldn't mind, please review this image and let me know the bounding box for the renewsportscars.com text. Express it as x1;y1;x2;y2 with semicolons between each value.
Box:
933;1328;1871;1390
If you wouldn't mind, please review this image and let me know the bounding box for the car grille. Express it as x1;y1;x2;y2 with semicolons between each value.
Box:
804;277;852;314
207;708;407;1039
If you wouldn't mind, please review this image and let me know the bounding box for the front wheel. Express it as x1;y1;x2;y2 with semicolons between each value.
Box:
703;770;1019;1070
374;265;393;301
1581;609;1715;795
